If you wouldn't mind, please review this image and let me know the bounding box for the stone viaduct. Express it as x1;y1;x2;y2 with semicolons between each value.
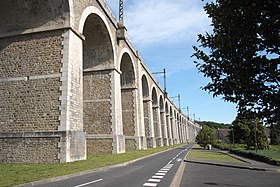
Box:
0;0;201;163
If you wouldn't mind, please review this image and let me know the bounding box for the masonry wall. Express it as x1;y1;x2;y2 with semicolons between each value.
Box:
121;88;137;150
121;89;135;136
0;0;69;35
153;107;161;146
83;70;114;153
0;137;60;163
0;30;64;163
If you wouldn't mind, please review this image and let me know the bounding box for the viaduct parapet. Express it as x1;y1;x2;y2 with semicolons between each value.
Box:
0;0;201;163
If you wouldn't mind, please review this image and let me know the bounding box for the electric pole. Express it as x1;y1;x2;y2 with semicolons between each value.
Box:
119;0;124;26
152;68;167;97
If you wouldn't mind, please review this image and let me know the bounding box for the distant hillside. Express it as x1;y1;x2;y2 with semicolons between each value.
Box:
196;121;230;129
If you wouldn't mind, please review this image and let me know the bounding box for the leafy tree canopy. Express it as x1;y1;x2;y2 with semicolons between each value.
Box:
197;121;230;129
193;0;280;125
228;111;269;149
196;125;215;149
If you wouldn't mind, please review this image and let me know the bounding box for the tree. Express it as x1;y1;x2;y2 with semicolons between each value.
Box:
196;125;214;149
192;0;280;126
229;112;269;149
270;122;280;145
228;115;250;144
246;122;269;150
197;121;230;129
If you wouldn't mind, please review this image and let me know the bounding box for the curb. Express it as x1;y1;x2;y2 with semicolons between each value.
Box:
184;159;280;172
13;145;187;187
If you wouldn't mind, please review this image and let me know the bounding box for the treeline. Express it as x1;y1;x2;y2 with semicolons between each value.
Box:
196;121;230;129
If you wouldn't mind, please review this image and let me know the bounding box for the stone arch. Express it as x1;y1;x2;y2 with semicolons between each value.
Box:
120;51;137;151
141;75;150;99
159;95;164;111
151;87;161;146
78;6;116;62
141;74;154;147
120;52;135;87
177;113;181;142
169;106;175;144
81;7;115;154
82;14;114;69
165;101;172;144
152;87;158;107
159;95;167;145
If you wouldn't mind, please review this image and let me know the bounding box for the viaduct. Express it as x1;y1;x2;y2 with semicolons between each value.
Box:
0;0;201;163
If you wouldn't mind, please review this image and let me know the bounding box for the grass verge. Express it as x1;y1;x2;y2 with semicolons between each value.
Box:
0;144;184;187
187;148;243;163
213;142;280;166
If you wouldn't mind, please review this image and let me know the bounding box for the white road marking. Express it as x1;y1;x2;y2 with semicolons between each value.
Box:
148;179;161;182
74;179;103;187
152;176;164;179
161;168;170;171
143;182;157;186
155;173;166;176
143;146;190;187
158;170;168;173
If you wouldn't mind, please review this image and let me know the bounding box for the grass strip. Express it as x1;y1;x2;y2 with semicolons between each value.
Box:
213;142;280;166
0;144;184;187
187;150;244;163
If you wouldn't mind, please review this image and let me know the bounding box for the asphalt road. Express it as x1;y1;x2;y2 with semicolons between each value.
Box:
34;144;193;187
181;162;280;187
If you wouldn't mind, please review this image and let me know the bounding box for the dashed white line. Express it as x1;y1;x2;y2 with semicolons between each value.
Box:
143;182;157;186
143;147;189;187
161;168;170;171
74;179;103;187
148;179;161;182
155;173;166;176
152;176;164;179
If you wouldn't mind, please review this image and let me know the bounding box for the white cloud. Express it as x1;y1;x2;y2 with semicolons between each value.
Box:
124;0;211;47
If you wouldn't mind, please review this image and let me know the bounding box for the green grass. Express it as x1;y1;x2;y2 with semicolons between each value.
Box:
213;142;280;166
0;144;184;187
187;150;244;163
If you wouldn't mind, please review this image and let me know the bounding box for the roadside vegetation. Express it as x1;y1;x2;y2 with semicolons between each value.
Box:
193;0;280;168
196;117;279;166
0;144;184;187
187;145;243;163
213;141;280;166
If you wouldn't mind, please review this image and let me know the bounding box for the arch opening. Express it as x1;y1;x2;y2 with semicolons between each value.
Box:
142;75;152;147
83;14;114;70
120;53;137;150
82;13;114;154
151;88;161;146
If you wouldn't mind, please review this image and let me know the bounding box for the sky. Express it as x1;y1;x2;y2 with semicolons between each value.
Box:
105;0;237;124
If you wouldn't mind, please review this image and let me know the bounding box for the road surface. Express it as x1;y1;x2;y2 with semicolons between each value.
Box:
34;144;193;187
181;161;280;187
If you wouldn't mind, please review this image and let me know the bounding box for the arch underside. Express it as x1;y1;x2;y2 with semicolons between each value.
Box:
120;53;137;151
82;13;115;154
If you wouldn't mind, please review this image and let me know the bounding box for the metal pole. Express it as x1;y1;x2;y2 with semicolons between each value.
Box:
119;0;124;26
232;124;235;144
163;68;166;94
255;119;258;153
178;94;181;111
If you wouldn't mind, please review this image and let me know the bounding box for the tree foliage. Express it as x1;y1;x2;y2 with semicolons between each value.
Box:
193;0;280;125
270;123;280;145
197;121;230;129
196;125;214;149
228;112;269;149
228;116;250;144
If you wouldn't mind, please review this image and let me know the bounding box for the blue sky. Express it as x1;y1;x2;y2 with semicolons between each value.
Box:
105;0;237;124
